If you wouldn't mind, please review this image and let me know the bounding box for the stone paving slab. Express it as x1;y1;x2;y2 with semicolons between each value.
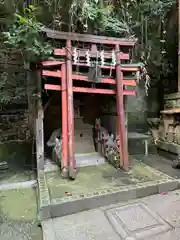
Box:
142;190;180;228
146;229;180;240
42;209;120;240
42;219;56;240
105;202;172;239
41;190;180;240
38;158;180;220
39;178;179;220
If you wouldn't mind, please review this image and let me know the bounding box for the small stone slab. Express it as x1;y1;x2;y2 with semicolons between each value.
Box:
156;140;180;154
128;132;149;140
37;170;51;220
42;219;56;240
105;202;173;239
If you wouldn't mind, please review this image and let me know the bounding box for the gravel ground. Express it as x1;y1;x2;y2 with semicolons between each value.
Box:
0;188;42;240
0;213;42;240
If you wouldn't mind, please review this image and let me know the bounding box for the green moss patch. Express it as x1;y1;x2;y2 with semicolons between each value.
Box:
46;161;162;200
0;188;37;221
0;188;42;240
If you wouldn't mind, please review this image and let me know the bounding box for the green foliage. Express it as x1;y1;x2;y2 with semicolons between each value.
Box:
0;0;177;107
3;5;53;62
138;0;175;17
116;0;176;82
68;0;176;83
69;0;132;36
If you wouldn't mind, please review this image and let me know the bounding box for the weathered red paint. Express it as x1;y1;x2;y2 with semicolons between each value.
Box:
123;90;136;96
42;70;61;78
66;39;76;175
44;84;115;94
115;48;129;170
73;87;115;94
68;62;139;71
44;84;136;96
54;49;66;55
41;31;141;176
42;70;136;87
41;60;63;66
61;63;68;171
44;84;61;91
41;59;140;72
124;80;136;86
72;75;115;84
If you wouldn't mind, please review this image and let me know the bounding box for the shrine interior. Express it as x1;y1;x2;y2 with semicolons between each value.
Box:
42;87;114;159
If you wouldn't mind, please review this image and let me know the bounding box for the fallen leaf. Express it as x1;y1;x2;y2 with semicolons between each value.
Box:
160;192;168;195
65;192;72;196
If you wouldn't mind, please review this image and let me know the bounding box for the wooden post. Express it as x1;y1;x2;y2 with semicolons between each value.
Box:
36;70;44;171
66;39;76;179
124;95;128;152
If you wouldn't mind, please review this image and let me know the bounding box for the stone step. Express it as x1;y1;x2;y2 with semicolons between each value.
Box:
75;152;105;167
44;158;59;173
0;161;8;171
74;118;93;129
44;152;105;172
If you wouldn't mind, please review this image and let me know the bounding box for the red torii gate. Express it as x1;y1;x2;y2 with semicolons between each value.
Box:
41;29;140;179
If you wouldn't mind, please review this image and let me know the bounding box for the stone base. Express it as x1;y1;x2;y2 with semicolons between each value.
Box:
38;179;179;221
37;157;180;220
41;190;180;240
156;140;180;155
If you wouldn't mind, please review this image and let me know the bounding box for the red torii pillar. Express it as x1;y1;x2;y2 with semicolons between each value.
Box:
115;48;129;170
61;63;69;178
66;39;76;179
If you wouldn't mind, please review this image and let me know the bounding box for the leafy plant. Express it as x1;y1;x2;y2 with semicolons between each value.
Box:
0;0;177;106
3;4;53;62
69;0;132;36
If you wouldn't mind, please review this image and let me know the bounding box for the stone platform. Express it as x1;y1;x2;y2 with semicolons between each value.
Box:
42;189;180;240
37;157;180;220
44;152;105;172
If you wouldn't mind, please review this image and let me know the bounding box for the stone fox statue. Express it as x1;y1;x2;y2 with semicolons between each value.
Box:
47;128;61;147
47;128;62;163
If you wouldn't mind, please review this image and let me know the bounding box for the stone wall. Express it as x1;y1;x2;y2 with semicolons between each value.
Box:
100;85;159;135
128;84;159;132
0;50;32;144
155;92;180;155
164;92;180;109
0;108;34;168
0;111;31;143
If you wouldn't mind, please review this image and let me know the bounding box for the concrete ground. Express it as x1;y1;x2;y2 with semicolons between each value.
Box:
42;189;180;240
